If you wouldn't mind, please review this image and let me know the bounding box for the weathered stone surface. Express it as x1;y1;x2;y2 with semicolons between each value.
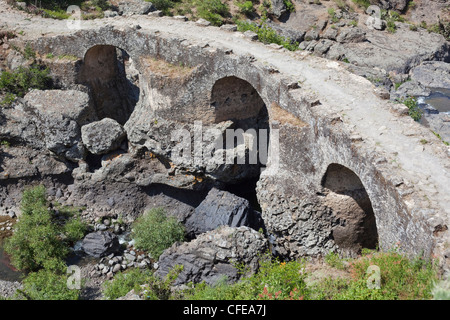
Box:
391;80;431;101
410;61;450;90
155;226;268;285
243;30;258;41
118;0;154;16
81;118;126;155
336;27;366;43
322;27;339;40
82;231;120;258
366;16;386;30
23;89;96;161
270;0;287;18
371;0;409;12
185;188;262;238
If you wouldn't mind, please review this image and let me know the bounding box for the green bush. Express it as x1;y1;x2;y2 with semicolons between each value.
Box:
401;96;422;121
283;0;295;12
19;269;80;300
5;186;68;272
104;265;184;300
236;1;255;16
131;208;185;260
143;265;184;300
0;65;52;98
42;9;70;20
351;0;370;9
185;255;309;300
324;251;347;270
150;0;179;15
4;185;88;272
236;20;299;51
197;0;230;26
311;250;439;300
103;268;153;300
64;216;88;243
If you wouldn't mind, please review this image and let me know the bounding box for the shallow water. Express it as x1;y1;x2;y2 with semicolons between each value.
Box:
419;88;450;113
0;240;23;282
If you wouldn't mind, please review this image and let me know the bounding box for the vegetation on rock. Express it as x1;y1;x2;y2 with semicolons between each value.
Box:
131;208;185;260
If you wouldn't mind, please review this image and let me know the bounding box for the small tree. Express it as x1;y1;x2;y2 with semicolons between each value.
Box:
5;186;67;272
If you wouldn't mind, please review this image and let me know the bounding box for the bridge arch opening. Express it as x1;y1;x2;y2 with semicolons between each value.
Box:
210;76;269;213
78;45;140;125
322;163;379;255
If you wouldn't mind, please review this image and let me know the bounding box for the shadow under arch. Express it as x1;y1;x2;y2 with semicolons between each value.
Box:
321;163;379;255
77;45;140;125
210;76;270;212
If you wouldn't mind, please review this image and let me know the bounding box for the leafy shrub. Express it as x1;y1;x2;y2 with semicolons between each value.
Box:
5;186;68;272
386;19;397;33
236;0;255;16
0;65;52;98
401;96;422;121
351;0;370;9
185;254;309;300
42;9;70;20
142;265;184;300
283;0;295;12
63;216;88;243
311;250;439;300
0;92;16;107
103;268;153;300
197;0;230;26
324;251;347;270
131;208;185;260
4;185;88;272
236;20;299;51
409;24;418;31
151;0;179;15
19;269;80;300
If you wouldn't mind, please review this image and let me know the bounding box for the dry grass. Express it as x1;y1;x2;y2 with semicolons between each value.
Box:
270;102;308;128
141;56;195;79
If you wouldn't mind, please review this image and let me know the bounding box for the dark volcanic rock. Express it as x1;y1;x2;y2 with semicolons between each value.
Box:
155;226;268;286
184;188;261;238
82;231;120;258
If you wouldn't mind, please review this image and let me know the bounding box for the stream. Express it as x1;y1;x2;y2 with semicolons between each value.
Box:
418;88;450;114
0;239;23;282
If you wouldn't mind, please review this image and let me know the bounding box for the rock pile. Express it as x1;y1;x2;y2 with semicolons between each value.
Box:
90;250;152;279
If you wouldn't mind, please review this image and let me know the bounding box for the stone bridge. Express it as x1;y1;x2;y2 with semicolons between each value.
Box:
3;13;450;269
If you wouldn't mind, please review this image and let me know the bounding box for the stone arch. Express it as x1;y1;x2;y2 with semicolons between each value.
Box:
210;76;270;211
78;45;140;125
321;163;379;255
211;76;267;127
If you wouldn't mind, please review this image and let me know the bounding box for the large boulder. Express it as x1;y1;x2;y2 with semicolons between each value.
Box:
118;0;155;16
410;61;450;90
184;188;263;238
82;231;120;258
23;89;97;161
155;226;269;285
81;118;126;155
336;28;366;43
